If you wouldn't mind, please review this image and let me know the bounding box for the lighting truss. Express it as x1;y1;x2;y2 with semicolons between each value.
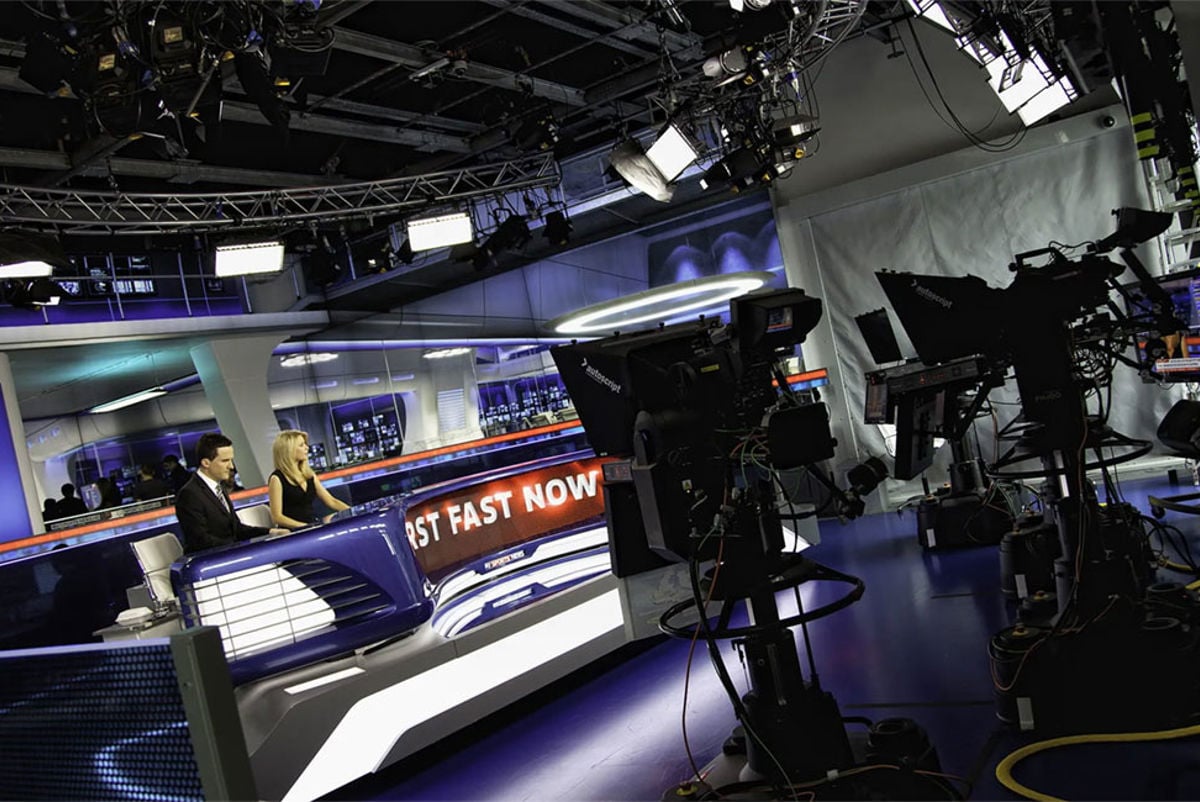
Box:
0;154;561;235
793;0;871;69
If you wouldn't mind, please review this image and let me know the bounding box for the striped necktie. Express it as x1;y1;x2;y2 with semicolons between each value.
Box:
213;484;230;513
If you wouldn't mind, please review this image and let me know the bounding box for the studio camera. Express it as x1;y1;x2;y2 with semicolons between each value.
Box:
553;289;952;800
875;208;1200;736
553;287;882;564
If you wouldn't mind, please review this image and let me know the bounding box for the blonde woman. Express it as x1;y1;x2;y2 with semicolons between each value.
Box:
268;430;350;529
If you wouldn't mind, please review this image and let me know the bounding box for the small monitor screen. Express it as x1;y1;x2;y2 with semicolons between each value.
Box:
855;308;904;365
1125;268;1200;382
864;375;889;424
766;306;793;333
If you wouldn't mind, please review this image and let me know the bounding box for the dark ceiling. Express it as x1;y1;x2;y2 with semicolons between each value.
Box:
0;0;1133;321
0;0;912;315
0;0;872;192
0;0;1162;422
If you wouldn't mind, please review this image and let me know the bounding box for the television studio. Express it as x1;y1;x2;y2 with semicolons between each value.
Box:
2;1;1200;800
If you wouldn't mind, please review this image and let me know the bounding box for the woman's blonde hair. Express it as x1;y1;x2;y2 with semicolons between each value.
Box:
273;429;314;488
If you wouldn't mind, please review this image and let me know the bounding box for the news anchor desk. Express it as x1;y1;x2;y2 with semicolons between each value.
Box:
170;452;629;801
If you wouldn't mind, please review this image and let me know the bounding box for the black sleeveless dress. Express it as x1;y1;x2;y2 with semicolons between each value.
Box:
273;469;317;524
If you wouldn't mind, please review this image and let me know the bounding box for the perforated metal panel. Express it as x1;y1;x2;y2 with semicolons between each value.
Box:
0;641;204;801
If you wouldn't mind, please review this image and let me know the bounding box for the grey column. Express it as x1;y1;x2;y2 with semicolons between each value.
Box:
0;352;42;537
190;336;286;487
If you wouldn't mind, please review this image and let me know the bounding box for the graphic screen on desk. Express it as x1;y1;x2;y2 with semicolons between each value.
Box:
403;457;608;582
1127;269;1200;383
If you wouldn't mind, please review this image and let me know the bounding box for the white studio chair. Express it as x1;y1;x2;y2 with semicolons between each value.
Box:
129;532;184;608
236;503;275;529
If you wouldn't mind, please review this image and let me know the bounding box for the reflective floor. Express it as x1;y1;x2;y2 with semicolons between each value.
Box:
327;473;1200;801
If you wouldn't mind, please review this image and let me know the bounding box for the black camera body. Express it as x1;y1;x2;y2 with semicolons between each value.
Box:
553;287;838;563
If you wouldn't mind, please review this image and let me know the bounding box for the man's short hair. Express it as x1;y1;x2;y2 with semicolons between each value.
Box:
195;433;233;465
163;454;179;465
61;483;76;497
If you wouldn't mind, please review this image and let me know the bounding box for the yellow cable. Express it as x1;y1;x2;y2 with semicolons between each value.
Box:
996;723;1200;801
1187;578;1200;591
1160;559;1195;573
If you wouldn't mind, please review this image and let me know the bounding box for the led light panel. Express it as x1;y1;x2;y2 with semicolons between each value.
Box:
407;213;474;252
214;241;285;277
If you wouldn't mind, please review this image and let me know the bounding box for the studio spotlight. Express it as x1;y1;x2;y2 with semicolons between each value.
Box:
303;247;341;287
268;12;335;78
20;26;80;94
486;214;532;253
89;47;145;136
4;278;64;311
699;148;771;192
395;238;415;265
148;10;213;114
772;113;820;158
512;114;560;152
350;234;395;273
609;139;673;202
702;46;750;83
26;277;64;306
464;214;532;272
543;211;573;246
472;248;495;272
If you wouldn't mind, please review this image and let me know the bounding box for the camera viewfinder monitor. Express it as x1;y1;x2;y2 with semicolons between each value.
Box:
731;288;822;356
1124;267;1200;382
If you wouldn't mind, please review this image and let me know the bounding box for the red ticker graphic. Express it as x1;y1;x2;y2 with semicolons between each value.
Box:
404;457;609;580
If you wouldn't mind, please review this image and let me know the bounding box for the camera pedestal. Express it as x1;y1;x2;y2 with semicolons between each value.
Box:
663;718;954;800
658;553;960;801
916;489;1011;549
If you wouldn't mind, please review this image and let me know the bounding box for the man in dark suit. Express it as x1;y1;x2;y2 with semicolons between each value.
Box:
175;432;286;553
162;454;191;495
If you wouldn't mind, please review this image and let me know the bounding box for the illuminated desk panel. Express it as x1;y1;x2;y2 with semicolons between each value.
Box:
172;503;433;686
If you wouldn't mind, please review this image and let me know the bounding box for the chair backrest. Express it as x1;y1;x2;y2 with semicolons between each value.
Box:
130;533;184;605
236;504;274;529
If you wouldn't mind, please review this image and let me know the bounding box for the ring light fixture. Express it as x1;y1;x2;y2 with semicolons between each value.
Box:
545;272;773;335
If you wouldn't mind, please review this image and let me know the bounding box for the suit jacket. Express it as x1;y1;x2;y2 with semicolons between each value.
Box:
175;474;268;554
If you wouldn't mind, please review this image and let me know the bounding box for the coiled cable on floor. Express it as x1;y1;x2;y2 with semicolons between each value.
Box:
996;723;1200;801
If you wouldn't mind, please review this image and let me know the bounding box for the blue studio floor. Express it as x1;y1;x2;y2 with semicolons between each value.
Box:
327;473;1200;801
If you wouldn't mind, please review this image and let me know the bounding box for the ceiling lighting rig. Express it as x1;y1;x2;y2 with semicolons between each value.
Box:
608;0;866;202
18;1;336;150
905;0;1086;126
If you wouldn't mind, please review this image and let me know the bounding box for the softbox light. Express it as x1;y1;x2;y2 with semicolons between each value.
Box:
609;139;673;202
